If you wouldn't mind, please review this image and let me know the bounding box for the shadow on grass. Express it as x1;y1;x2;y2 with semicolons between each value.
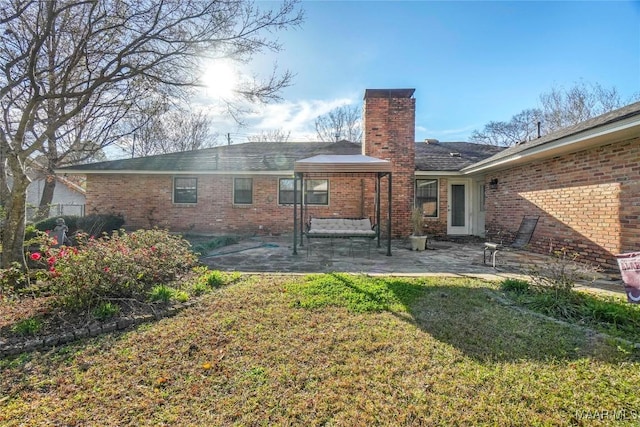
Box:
409;284;626;363
291;273;634;363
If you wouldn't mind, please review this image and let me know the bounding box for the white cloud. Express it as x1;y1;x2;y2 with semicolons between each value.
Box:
197;96;358;142
249;98;353;138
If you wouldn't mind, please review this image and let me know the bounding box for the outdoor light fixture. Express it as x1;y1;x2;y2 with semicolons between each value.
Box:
489;178;499;190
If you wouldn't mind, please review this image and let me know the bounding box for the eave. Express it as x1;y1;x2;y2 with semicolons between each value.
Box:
461;114;640;175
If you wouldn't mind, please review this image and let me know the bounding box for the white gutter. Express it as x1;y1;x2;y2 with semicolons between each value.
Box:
414;170;462;177
462;114;640;175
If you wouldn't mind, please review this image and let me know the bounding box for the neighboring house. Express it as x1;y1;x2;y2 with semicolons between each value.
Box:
58;88;640;268
25;173;86;219
5;168;86;220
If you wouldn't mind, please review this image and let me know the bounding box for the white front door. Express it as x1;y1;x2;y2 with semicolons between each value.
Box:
447;180;470;235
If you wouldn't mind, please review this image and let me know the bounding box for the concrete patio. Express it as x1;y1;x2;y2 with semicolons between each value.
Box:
198;235;624;296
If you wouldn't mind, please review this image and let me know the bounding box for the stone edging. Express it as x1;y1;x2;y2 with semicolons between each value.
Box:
0;300;198;358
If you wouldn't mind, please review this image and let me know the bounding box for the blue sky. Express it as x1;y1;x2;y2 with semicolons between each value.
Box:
201;0;640;143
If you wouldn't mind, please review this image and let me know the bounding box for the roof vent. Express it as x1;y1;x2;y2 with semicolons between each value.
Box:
424;138;439;144
449;152;461;157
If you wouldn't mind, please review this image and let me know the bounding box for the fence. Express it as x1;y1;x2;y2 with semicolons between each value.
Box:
26;204;85;221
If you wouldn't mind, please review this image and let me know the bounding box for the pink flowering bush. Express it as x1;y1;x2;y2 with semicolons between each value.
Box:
32;229;198;311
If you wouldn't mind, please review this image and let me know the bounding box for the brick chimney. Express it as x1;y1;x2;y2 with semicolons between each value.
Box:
363;88;416;237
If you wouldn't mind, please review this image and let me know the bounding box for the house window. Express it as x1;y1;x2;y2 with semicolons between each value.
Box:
173;177;197;204
234;178;253;205
304;179;329;205
479;184;486;212
415;179;438;217
278;178;302;205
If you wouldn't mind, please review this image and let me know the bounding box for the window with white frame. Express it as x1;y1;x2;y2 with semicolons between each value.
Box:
415;179;438;217
304;179;329;205
173;177;197;204
278;178;329;205
234;178;253;205
278;178;302;205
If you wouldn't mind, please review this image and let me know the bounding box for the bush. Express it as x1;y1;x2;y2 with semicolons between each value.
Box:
196;269;241;289
93;302;121;320
33;214;124;241
76;213;125;237
32;228;198;311
500;278;530;293
33;215;81;235
11;318;43;336
526;248;600;294
149;285;175;303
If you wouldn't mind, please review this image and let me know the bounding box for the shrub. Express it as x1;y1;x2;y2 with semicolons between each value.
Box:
11;318;43;336
190;281;210;296
197;269;241;288
0;262;29;293
173;290;190;303
526;248;600;294
500;278;530;293
76;214;125;237
149;285;175;303
93;302;121;320
34;228;198;311
33;216;80;235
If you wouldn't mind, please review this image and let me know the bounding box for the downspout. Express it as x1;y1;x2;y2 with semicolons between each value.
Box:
376;173;381;248
387;173;392;256
300;175;306;246
293;172;298;255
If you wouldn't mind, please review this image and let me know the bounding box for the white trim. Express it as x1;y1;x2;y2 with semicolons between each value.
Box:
277;177;300;206
415;171;462;177
172;176;198;204
233;177;253;205
462;115;640;175
304;178;330;206
415;178;439;219
447;179;471;235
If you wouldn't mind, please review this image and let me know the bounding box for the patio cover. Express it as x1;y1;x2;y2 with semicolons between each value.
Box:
292;154;393;256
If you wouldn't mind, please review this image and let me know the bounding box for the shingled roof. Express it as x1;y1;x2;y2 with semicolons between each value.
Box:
414;141;504;171
59;140;362;173
59;139;505;174
464;101;640;173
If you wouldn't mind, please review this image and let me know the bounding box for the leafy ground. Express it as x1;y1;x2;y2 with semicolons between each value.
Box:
1;274;639;426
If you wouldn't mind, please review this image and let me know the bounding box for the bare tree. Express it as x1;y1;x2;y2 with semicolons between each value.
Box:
539;81;628;131
125;106;219;157
315;105;362;143
247;128;291;142
470;109;543;146
471;82;639;146
0;0;303;268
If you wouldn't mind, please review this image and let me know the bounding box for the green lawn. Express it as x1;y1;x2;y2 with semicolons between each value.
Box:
1;274;639;426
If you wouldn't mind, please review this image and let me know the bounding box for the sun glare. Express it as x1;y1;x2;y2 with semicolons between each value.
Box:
200;60;239;99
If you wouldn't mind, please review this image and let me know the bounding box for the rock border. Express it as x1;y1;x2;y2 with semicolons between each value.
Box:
0;300;197;357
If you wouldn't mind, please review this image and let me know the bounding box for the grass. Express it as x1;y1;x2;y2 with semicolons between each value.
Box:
1;274;639;426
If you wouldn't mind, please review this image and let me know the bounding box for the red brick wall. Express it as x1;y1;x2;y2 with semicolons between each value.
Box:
485;137;640;268
85;174;375;235
363;90;416;237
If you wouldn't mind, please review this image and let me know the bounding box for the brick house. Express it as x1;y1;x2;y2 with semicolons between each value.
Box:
59;88;640;268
